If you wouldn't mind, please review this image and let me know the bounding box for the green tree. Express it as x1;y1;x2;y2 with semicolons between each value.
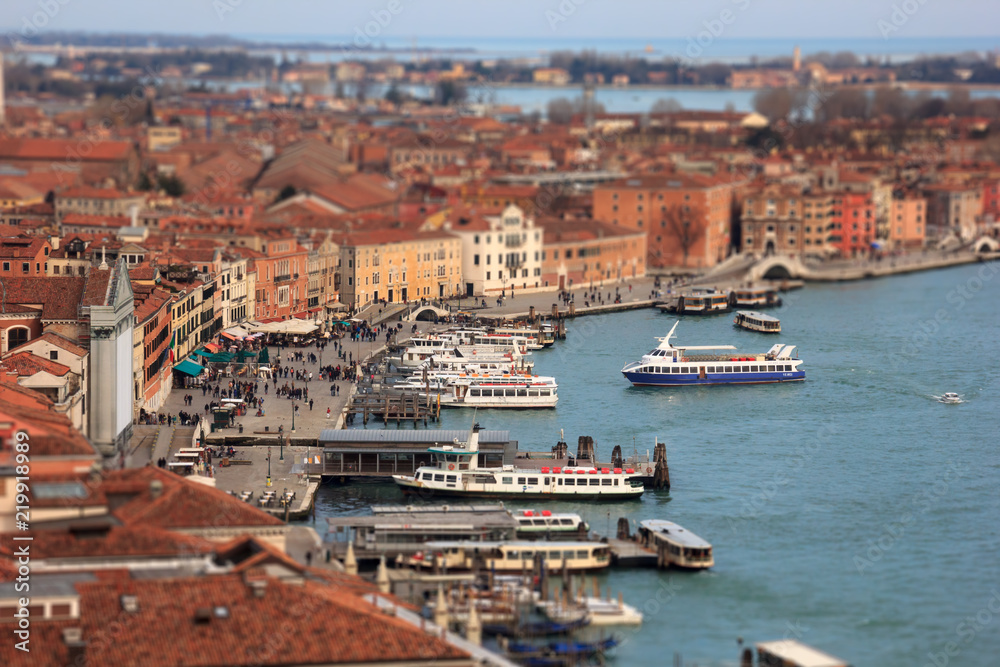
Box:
157;174;186;197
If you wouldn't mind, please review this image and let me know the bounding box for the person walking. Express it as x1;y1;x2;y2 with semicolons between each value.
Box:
309;398;314;411
326;407;331;419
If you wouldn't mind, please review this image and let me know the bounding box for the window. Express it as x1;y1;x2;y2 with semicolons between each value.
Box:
21;262;29;273
565;478;575;486
50;350;58;361
528;477;538;485
517;477;526;485
7;327;29;351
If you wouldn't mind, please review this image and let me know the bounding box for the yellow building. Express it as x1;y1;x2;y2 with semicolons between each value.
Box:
337;229;462;308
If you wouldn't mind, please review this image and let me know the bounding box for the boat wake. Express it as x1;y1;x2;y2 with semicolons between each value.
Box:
933;393;964;404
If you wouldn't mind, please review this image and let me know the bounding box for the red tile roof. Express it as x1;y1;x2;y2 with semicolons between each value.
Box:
0;351;71;377
102;467;286;530
0;276;86;320
0;526;214;561
0;384;97;458
0;138;134;162
0;573;468;667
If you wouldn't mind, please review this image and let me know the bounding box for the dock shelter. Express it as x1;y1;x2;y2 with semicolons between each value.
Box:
318;429;516;476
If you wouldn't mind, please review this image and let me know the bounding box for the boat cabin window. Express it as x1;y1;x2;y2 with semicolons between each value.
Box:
742;366;750;372
557;478;563;485
614;479;619;486
517;389;527;396
446;475;456;482
528;477;538;485
529;390;539;396
544;477;549;484
517;477;526;485
576;550;588;559
434;474;445;482
502;477;513;484
540;389;551;396
589;479;600;486
559;519;574;525
471;389;481;396
752;365;758;372
506;389;516;397
602;479;612;486
532;519;546;526
565;478;574;486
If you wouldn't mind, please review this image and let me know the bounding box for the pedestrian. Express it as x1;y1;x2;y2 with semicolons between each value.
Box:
309;398;314;411
326;407;331;419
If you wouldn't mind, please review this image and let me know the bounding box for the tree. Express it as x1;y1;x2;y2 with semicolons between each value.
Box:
662;204;705;267
136;172;154;191
156;174;185;197
434;80;467;106
384;84;405;106
547;97;575;124
650;98;682;114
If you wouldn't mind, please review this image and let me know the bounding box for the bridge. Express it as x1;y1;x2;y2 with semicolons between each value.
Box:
407;304;451;322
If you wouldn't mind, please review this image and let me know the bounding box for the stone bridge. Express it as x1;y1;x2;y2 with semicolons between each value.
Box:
745;254;812;282
406;305;451;322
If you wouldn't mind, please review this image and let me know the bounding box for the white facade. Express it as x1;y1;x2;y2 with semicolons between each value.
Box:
86;259;135;466
218;255;253;328
452;205;544;297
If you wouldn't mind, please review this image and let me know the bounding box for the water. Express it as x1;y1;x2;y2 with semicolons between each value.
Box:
313;264;1000;667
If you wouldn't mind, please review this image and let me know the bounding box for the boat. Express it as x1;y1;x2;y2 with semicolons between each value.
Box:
393;423;645;499
937;392;963;404
635;519;714;569
536;596;643;627
514;510;590;538
483;615;590;638
734;310;781;334
409;540;612;573
755;639;849;667
621;321;805;386
659;290;730;315
504;636;618;665
435;374;559;409
733;285;782;309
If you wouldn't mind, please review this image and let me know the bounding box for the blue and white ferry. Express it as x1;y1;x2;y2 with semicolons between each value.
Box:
621;321;805;386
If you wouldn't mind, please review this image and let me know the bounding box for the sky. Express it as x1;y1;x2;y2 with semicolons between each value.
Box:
1;0;998;43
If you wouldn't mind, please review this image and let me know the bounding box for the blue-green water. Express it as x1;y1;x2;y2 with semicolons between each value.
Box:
314;263;1000;667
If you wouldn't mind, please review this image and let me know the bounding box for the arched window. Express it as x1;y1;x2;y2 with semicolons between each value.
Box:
7;327;29;352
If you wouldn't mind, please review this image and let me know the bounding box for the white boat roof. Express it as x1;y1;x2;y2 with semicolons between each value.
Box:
755;640;848;667
736;310;780;322
639;520;712;548
424;540;601;549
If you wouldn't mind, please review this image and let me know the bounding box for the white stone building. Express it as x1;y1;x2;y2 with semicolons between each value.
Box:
449;205;544;297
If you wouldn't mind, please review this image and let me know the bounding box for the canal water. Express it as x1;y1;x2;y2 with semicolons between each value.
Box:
312;263;1000;667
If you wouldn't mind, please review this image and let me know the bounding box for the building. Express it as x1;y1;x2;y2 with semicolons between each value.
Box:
146;125;184;151
532;68;571;85
244;235;309;321
80;258;135;465
133;285;173;416
924;183;981;241
0;277;87;354
338;229;463;308
55;188;146;219
540;217;647;290
0;138;139;186
218;252;254;328
0;332;89;435
447;205;544;297
593;174;734;268
830;191;875;257
0;235;51;277
887;194;927;249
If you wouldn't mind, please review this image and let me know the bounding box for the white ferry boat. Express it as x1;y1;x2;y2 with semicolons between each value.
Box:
514;509;590;537
733;285;782;309
436;374;559;408
621;321;805;386
410;540;611;573
636;519;714;569
659;290;730;315
734;310;781;334
393;424;645;500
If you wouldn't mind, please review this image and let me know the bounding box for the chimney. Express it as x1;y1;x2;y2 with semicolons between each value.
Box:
99;246;108;271
248;579;268;598
62;628;85;663
149;478;163;500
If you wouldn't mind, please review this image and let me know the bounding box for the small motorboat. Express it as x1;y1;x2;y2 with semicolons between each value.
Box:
937;392;963;404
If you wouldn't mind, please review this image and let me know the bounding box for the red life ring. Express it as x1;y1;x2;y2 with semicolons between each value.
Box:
646;467;652;474
448;464;455;471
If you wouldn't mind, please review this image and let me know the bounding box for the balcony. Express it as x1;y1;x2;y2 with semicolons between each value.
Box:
274;274;292;284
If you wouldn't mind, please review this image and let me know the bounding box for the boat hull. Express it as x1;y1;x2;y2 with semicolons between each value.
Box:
393;476;643;500
623;370;804;386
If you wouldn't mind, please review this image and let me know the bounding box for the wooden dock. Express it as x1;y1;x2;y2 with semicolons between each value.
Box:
604;537;658;568
344;392;441;426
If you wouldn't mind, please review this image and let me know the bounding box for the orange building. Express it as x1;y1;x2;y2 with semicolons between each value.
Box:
830;191;875;257
242;235;310;321
887;195;927;250
540;217;647;290
0;235;52;277
593;174;734;269
134;285;174;413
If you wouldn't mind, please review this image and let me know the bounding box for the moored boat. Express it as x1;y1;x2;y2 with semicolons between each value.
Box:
732;285;782;309
659;290;730;315
409;540;611;573
734;310;781;333
393;424;645;500
636;519;714;569
621;321;805;386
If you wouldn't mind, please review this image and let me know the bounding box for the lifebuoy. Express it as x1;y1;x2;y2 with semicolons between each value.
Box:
448;463;455;471
645;467;652;474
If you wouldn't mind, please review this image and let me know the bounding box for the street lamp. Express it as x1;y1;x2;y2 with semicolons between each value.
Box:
291;401;296;434
280;434;286;461
267;446;272;487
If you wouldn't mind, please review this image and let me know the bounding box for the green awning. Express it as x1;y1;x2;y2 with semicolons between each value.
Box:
257;347;269;364
174;359;205;376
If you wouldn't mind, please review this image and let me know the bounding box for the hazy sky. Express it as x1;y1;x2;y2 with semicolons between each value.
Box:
1;0;996;41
